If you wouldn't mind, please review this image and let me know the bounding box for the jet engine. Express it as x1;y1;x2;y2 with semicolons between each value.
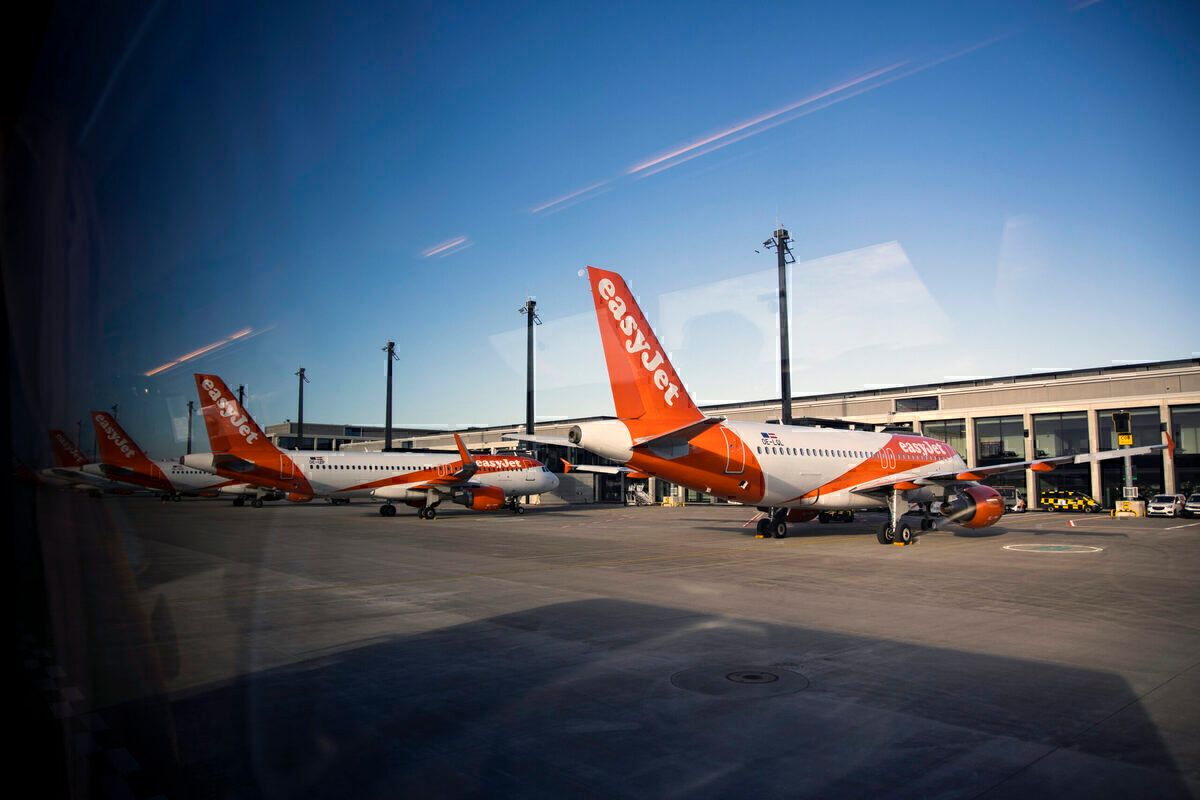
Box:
941;485;1004;529
453;485;506;511
286;492;313;503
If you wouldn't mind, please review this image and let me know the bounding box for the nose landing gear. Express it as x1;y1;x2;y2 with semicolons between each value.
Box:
755;508;789;539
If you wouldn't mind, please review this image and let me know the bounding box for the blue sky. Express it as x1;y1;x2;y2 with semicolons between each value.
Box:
63;0;1199;456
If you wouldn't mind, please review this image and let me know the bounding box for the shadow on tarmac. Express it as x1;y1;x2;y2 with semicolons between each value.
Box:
113;598;1192;799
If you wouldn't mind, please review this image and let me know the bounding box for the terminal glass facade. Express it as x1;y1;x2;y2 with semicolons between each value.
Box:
1032;411;1090;498
1098;407;1163;504
975;415;1026;496
922;419;965;459
1173;405;1200;497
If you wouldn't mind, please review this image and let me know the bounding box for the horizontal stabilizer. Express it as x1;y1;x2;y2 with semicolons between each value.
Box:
632;416;723;448
504;433;577;448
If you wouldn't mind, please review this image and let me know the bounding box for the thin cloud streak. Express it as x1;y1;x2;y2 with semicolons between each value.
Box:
422;236;470;257
628;62;906;175
637;33;1014;179
530;180;611;215
144;327;257;377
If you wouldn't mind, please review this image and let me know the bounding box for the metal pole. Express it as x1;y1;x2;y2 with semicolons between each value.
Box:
525;299;536;435
383;341;397;451
237;384;245;407
186;400;194;455
774;227;793;425
295;367;308;450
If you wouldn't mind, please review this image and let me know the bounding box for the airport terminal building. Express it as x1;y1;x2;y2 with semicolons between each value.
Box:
338;358;1200;507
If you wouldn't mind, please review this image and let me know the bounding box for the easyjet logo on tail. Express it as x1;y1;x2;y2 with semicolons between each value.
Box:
597;277;681;407
200;378;260;446
95;414;137;459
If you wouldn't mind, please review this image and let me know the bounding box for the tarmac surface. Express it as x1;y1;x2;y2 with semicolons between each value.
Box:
35;494;1200;798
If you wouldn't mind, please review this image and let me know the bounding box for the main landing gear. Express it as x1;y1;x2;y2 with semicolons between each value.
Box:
876;491;931;546
379;503;397;517
417;505;438;520
755;508;789;539
505;497;525;515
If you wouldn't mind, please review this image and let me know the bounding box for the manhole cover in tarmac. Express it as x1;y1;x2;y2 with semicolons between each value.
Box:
1003;543;1104;554
671;665;809;697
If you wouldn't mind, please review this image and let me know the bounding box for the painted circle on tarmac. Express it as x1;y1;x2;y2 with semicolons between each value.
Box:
1003;543;1104;554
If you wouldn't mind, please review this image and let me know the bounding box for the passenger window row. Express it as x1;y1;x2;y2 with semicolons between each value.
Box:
754;446;876;459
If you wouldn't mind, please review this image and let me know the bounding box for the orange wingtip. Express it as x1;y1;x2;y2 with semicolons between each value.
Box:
1166;432;1176;457
453;433;474;465
1031;461;1055;473
956;472;983;481
559;458;574;473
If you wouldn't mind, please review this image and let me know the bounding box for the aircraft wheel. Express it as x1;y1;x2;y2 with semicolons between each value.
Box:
773;521;787;539
514;504;524;514
756;518;770;536
252;498;264;508
896;523;913;545
876;523;894;545
380;504;396;517
818;512;829;524
920;518;933;531
425;507;437;520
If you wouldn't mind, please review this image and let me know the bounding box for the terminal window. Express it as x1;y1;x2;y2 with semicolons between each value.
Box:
896;396;938;412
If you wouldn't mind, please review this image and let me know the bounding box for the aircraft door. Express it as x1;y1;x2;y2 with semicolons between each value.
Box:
279;455;295;481
721;427;745;474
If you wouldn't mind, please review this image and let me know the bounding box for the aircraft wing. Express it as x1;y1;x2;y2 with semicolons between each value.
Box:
850;439;1169;495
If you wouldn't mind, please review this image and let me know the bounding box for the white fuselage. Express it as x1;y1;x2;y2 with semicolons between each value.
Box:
185;449;559;499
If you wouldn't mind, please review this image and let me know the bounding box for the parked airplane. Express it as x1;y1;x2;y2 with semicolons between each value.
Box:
515;266;1168;543
39;430;134;495
86;411;244;500
185;373;559;516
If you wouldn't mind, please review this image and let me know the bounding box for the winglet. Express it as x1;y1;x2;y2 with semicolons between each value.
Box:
453;433;475;466
1166;432;1176;458
560;458;574;474
451;433;478;480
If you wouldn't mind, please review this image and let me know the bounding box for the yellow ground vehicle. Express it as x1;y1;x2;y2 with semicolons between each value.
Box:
1039;489;1100;513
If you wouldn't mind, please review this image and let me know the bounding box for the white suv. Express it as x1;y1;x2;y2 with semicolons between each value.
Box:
1147;494;1185;518
1183;494;1200;519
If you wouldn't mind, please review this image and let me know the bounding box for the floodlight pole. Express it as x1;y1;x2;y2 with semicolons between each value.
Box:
295;367;309;450
186;400;194;455
769;228;795;425
520;299;540;435
383;341;398;450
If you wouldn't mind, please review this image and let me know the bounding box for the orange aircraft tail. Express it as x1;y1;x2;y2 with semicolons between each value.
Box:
193;374;281;463
585;266;704;435
48;430;89;468
91;412;156;472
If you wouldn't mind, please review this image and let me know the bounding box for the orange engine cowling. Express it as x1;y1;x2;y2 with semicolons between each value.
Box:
286;492;314;503
942;485;1004;529
453;485;506;512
